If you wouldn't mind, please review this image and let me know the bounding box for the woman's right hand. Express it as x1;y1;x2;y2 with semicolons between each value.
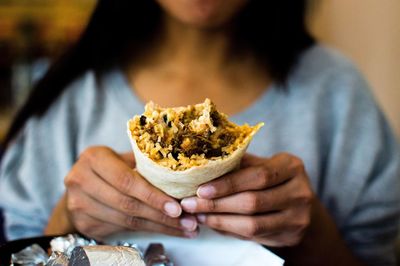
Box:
45;146;198;240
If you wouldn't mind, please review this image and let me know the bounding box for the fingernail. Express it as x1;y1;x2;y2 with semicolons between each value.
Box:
164;202;182;217
180;198;197;212
184;230;198;238
197;185;216;199
180;218;197;231
197;214;206;223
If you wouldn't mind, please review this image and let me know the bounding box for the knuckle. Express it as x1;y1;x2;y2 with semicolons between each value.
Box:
245;219;261;238
80;146;111;162
67;193;85;213
255;167;269;188
125;216;142;229
276;152;290;161
292;221;308;235
302;191;313;206
290;156;305;173
74;218;92;234
119;196;139;214
73;219;85;232
144;189;157;207
263;165;281;185
64;174;74;188
285;235;303;247
242;193;259;214
116;171;135;195
159;214;174;227
276;152;306;173
206;200;218;211
225;176;236;193
83;224;100;237
80;147;98;161
300;214;311;230
207;215;222;228
290;215;310;236
64;169;82;188
296;189;313;206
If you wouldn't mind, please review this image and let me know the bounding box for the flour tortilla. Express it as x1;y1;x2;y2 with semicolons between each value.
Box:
127;121;263;199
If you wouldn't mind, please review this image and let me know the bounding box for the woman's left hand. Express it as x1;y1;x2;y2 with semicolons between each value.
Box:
180;153;314;247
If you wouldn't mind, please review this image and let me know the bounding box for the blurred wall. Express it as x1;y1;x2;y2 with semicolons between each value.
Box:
0;0;95;141
308;0;400;138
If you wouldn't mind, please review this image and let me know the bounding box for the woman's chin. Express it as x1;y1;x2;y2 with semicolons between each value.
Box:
158;0;248;30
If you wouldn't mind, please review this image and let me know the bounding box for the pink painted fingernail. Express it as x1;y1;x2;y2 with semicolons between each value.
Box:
180;198;197;212
180;218;197;231
197;185;216;199
197;214;206;223
164;202;182;217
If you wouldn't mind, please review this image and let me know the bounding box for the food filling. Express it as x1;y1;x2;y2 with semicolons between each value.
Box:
128;99;262;171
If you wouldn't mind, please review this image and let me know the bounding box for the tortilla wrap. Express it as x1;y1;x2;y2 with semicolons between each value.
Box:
127;99;263;199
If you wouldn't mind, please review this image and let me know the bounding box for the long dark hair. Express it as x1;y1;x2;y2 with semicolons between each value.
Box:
3;0;313;147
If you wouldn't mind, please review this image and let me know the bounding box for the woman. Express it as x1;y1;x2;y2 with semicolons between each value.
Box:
1;0;399;265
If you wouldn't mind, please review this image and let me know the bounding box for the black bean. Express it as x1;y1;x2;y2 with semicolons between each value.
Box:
140;115;146;126
210;111;220;127
171;151;179;160
163;114;168;123
206;148;223;158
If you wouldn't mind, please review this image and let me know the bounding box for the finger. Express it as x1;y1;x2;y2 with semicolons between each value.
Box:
197;154;298;199
214;224;305;247
244;153;302;179
213;229;249;241
197;213;286;239
182;189;290;214
74;166;196;231
213;228;287;245
72;212;124;240
254;229;306;247
119;152;136;168
82;147;182;217
197;166;271;199
72;191;197;238
241;153;266;168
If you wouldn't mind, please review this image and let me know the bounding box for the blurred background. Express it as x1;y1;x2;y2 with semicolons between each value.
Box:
0;0;95;142
0;0;399;254
0;0;399;143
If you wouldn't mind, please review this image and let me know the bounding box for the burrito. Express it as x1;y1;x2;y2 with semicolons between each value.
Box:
127;99;263;199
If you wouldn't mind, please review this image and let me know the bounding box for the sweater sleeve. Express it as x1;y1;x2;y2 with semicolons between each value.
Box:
319;64;400;265
0;82;86;241
0;111;78;240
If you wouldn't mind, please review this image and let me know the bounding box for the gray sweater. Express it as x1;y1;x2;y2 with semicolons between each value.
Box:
1;45;399;265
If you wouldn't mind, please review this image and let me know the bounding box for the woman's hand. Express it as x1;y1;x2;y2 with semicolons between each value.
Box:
180;153;313;247
46;146;198;240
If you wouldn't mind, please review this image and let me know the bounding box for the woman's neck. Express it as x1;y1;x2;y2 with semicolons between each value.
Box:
143;13;236;74
125;13;270;115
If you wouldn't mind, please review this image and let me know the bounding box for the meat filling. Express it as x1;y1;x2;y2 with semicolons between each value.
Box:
128;99;261;170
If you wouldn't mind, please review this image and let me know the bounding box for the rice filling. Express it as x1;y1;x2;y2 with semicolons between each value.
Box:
128;99;260;171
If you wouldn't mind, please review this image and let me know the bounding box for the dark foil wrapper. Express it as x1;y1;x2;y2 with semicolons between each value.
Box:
144;243;173;266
